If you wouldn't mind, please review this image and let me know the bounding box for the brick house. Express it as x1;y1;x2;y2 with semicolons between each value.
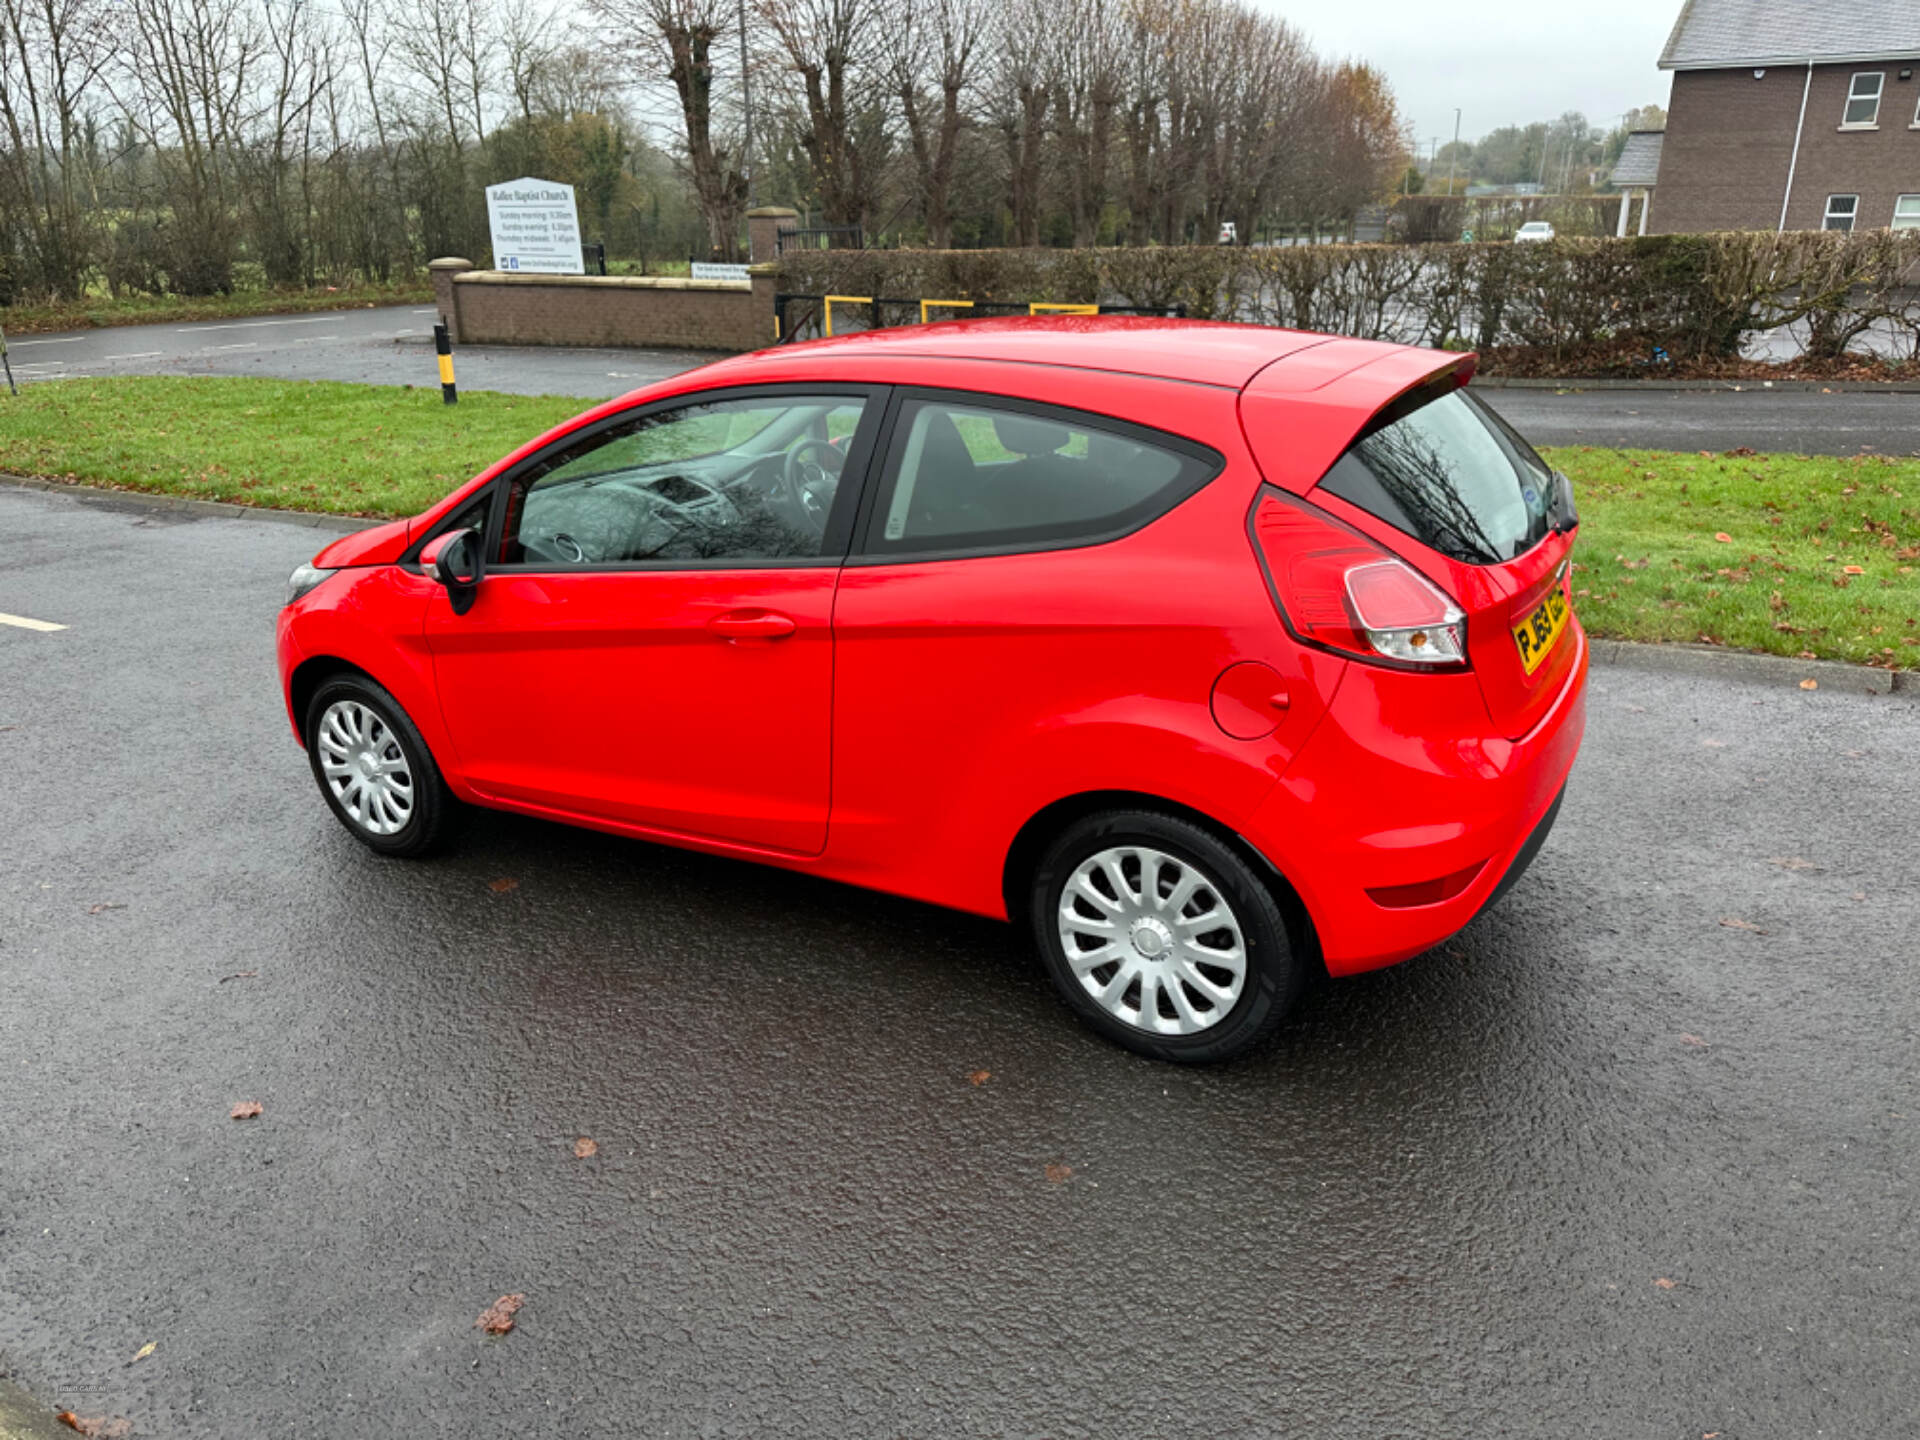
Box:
1651;0;1920;234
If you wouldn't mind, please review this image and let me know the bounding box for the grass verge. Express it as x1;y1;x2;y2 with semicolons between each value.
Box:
0;376;584;516
0;376;1913;669
0;280;434;336
1555;446;1918;670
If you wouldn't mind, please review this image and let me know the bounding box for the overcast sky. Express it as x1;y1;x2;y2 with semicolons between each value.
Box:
1259;0;1682;147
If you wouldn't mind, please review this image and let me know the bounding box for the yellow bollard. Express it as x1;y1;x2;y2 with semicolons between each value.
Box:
434;323;457;404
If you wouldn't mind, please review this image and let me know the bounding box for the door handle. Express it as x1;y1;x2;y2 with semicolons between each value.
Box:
708;609;797;640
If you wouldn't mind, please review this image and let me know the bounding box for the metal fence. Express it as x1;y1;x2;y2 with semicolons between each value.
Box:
775;225;865;256
770;293;1188;344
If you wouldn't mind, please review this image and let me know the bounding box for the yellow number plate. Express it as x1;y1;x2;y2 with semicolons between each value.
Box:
1512;581;1570;675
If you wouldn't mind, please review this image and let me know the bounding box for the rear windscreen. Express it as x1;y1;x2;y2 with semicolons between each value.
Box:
1318;387;1552;565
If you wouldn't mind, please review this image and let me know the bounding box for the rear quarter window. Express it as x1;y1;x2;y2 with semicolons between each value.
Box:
1318;387;1552;565
863;394;1221;558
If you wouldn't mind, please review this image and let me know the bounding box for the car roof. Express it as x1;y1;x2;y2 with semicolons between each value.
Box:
702;314;1399;390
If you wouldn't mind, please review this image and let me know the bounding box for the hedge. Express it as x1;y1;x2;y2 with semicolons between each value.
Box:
774;231;1920;371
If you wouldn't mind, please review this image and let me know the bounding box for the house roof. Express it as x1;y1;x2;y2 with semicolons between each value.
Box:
1610;131;1665;187
1660;0;1920;70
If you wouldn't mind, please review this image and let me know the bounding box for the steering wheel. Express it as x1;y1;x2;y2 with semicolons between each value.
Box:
781;438;841;537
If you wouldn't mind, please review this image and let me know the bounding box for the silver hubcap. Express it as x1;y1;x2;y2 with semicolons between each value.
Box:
316;700;414;836
1057;846;1247;1036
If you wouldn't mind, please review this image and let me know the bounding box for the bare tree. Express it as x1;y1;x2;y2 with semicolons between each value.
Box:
589;0;747;257
756;0;884;228
991;0;1049;246
884;0;984;247
0;0;114;297
1050;0;1117;246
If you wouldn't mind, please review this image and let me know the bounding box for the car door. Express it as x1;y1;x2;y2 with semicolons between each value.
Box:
422;384;884;856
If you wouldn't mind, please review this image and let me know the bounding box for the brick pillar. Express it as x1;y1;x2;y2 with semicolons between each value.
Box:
749;264;782;348
746;207;799;266
428;257;474;342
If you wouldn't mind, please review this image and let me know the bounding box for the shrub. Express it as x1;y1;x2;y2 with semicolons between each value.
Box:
775;231;1920;368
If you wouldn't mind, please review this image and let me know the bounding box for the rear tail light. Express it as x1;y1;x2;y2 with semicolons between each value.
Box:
1249;490;1468;670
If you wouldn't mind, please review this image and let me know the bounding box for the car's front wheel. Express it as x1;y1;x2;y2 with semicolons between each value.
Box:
304;675;454;857
1029;810;1306;1063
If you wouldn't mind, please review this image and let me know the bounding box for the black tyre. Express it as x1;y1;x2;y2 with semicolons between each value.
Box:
304;675;456;858
1028;810;1305;1063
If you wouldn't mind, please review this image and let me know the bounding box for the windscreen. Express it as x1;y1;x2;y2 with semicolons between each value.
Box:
1318;386;1553;565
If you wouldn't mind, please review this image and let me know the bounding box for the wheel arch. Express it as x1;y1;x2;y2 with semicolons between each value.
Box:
999;789;1323;974
288;655;382;746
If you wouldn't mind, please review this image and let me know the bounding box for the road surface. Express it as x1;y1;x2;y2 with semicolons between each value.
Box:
1;483;1915;1437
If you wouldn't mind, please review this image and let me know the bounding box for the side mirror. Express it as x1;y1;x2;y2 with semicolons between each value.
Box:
420;526;482;614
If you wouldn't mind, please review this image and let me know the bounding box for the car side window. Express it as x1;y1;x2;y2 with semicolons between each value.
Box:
494;393;869;567
866;396;1218;557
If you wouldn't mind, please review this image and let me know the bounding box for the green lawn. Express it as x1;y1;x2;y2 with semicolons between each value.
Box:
1;279;434;335
0;377;586;516
1554;446;1919;670
1;376;1913;669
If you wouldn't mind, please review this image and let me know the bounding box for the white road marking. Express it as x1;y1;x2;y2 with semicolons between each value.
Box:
0;612;67;632
105;351;163;361
212;343;258;351
412;308;439;314
9;336;85;346
174;316;336;333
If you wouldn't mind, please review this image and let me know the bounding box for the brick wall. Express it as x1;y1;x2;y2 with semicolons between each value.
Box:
1656;62;1920;233
429;262;780;353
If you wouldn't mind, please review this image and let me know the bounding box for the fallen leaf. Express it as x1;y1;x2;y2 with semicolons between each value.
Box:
1852;892;1867;902
1713;532;1732;543
477;1294;525;1335
1653;1277;1676;1290
55;1416;132;1438
1044;1162;1073;1184
1843;565;1865;575
488;877;519;894
572;1137;597;1159
1799;678;1818;691
217;970;258;984
1701;738;1726;748
966;1069;991;1086
1767;857;1821;872
132;1342;156;1362
229;1101;263;1120
1679;1034;1710;1048
86;903;125;915
1843;749;1865;758
1718;917;1768;934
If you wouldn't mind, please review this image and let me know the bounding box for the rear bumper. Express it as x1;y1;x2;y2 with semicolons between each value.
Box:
1243;626;1587;977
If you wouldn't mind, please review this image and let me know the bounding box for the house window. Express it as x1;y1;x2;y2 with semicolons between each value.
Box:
1843;72;1883;127
1894;196;1920;231
1824;195;1859;232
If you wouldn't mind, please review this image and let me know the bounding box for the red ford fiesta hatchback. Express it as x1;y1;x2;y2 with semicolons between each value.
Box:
277;317;1586;1063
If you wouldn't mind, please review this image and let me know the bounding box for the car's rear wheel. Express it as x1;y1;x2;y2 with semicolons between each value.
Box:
1029;810;1305;1063
305;675;454;857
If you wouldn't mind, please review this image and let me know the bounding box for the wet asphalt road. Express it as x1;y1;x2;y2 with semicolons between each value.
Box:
2;305;719;398
3;488;1919;1439
9;305;1920;456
